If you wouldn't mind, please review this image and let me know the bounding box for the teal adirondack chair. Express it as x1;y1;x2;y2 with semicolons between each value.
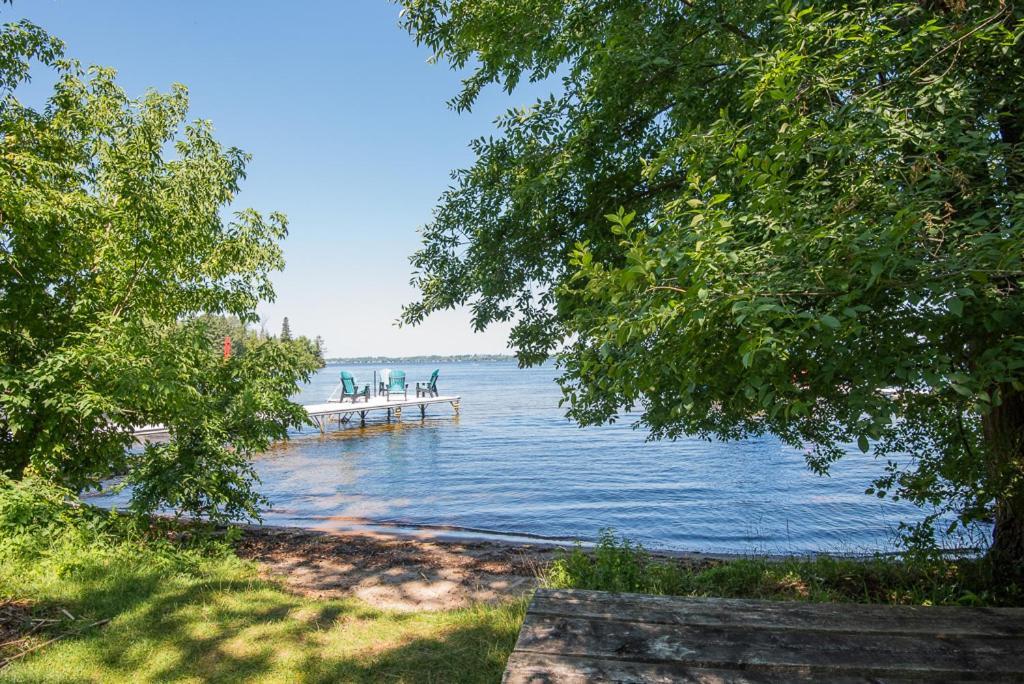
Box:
383;370;407;400
416;369;439;398
339;371;369;403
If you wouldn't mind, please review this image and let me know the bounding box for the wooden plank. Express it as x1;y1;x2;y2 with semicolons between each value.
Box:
502;652;937;684
512;612;1024;680
531;589;1024;637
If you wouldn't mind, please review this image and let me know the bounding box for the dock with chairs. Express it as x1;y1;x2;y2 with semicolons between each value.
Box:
305;367;458;432
131;394;460;439
304;394;461;433
132;367;459;439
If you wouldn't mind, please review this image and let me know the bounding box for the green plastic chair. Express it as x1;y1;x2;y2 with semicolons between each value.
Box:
416;369;439;398
339;371;369;403
383;370;407;400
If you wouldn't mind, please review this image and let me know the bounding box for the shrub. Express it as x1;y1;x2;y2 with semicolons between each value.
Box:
0;475;234;588
0;474;92;556
544;530;1021;607
546;530;691;595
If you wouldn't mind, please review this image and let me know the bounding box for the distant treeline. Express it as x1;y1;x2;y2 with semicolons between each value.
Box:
324;354;517;365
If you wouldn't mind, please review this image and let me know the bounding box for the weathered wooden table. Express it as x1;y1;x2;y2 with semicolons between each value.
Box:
503;588;1024;683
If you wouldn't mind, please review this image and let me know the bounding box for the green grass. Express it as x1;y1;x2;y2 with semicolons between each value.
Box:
1;552;525;683
0;478;525;683
544;530;1021;607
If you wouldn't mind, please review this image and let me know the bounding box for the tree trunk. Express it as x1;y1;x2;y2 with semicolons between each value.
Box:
981;385;1024;583
987;11;1024;583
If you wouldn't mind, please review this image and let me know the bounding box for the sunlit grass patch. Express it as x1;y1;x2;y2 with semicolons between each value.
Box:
1;547;526;683
0;478;525;682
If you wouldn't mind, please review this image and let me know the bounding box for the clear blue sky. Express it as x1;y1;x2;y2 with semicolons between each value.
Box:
13;1;537;357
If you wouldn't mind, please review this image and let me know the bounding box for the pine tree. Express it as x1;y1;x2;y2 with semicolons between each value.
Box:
280;317;292;341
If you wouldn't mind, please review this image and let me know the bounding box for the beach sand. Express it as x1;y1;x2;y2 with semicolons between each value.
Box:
235;525;559;612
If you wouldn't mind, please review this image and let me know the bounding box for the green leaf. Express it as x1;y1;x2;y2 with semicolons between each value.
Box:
951;383;973;397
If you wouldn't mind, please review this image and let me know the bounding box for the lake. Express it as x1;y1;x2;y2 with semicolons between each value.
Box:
236;361;920;554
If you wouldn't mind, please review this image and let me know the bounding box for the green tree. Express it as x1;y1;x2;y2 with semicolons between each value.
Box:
280;316;292;341
314;335;325;364
195;314;256;357
399;0;1024;574
0;18;318;521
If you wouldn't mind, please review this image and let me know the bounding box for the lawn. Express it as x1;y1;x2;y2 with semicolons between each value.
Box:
0;479;525;683
0;546;525;683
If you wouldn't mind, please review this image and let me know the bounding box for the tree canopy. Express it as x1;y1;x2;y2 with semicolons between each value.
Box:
399;0;1024;571
0;17;319;521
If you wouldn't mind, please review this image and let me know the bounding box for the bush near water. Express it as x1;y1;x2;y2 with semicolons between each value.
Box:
544;530;1021;607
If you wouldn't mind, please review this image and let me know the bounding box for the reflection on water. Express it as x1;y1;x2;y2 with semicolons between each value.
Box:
92;361;930;554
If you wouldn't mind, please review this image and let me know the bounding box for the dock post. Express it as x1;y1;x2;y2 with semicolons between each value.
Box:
359;410;367;426
451;399;460;416
419;404;426;419
387;408;391;422
395;406;402;420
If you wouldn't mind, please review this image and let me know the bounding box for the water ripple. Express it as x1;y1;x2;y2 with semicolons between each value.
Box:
92;361;930;554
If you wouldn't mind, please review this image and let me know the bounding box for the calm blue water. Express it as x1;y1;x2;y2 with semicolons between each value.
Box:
226;361;922;554
89;361;928;553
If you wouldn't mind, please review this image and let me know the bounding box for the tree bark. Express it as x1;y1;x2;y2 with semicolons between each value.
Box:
982;385;1024;583
984;4;1024;584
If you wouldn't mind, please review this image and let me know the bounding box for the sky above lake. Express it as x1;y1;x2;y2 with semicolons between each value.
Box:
12;1;539;357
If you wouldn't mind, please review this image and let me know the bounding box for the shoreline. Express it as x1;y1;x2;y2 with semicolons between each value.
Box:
235;523;562;612
230;521;921;613
233;523;728;612
240;519;909;563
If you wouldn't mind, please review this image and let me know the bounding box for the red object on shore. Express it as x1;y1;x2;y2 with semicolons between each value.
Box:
223;336;232;359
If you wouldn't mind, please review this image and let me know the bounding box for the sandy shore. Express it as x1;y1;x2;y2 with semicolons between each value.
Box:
233;524;737;612
235;524;564;612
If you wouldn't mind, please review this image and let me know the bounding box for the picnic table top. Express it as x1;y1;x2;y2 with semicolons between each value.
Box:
503;588;1024;683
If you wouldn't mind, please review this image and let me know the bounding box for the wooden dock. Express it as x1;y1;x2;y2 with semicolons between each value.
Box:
131;395;461;438
503;588;1024;682
304;394;461;433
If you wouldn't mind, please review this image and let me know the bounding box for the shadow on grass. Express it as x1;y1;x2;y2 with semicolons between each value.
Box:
296;617;520;684
5;555;523;683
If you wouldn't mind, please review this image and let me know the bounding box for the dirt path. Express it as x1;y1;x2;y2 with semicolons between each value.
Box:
236;526;561;612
